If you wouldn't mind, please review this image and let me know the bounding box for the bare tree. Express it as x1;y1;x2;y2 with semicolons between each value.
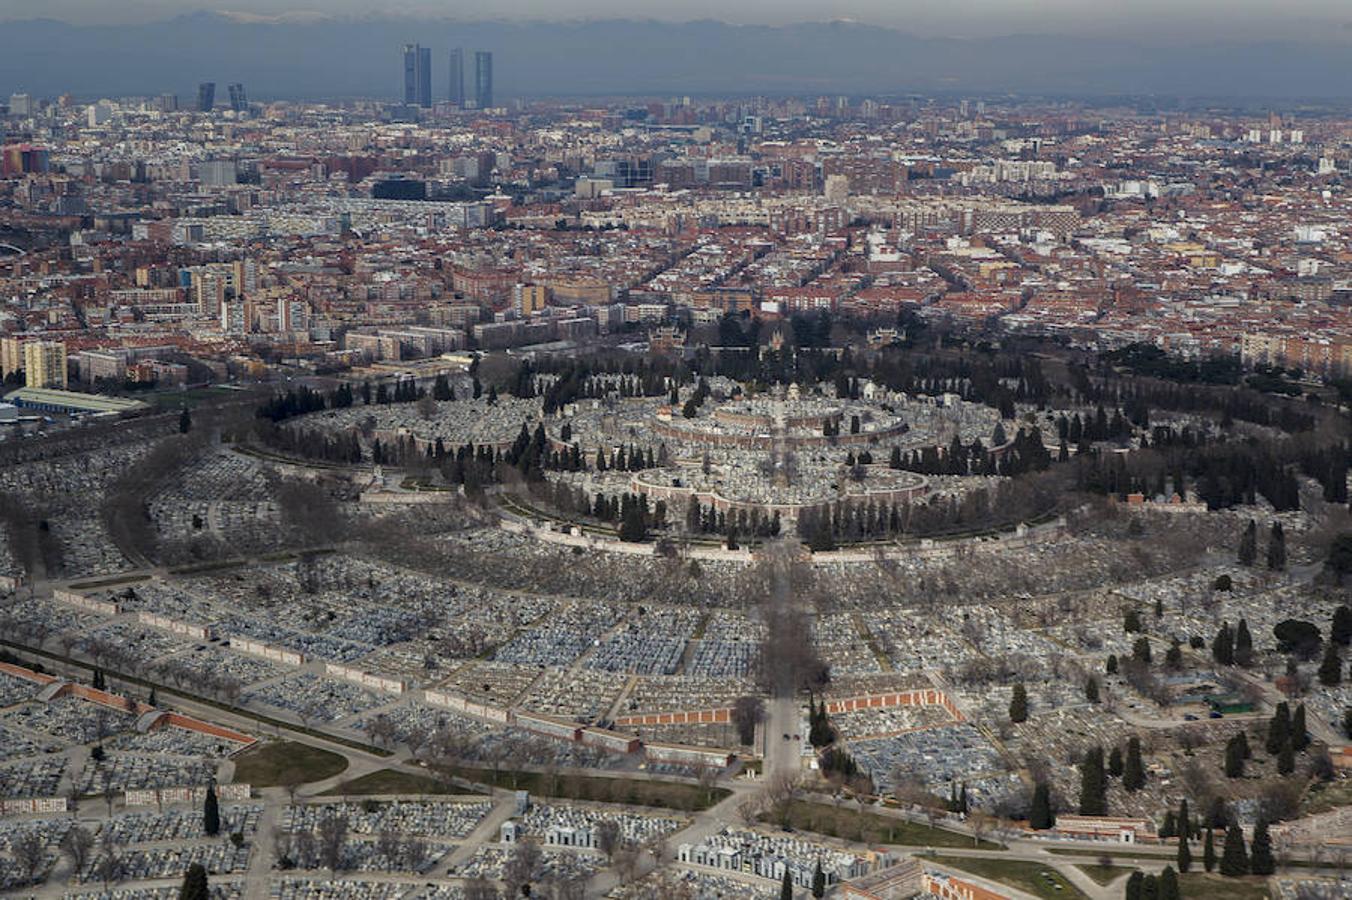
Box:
503;839;543;896
595;819;622;860
272;827;295;869
61;824;95;875
12;830;46;884
316;812;349;873
462;876;500;900
764;771;800;828
968;811;992;847
94;836;123;891
376;827;402;870
402;835;428;873
736;795;765;828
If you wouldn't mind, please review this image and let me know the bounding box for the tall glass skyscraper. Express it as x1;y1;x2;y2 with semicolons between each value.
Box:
197;82;215;112
227;83;248;112
449;48;465;107
402;44;432;108
474;50;493;110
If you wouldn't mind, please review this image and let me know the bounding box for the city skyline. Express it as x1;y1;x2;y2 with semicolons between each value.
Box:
4;15;1352;102
4;1;1352;42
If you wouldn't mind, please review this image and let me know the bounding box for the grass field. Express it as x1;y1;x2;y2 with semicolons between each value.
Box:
1075;864;1127;885
1179;873;1273;899
146;386;238;410
929;855;1088;900
439;765;728;811
231;741;348;787
767;801;998;850
321;768;471;797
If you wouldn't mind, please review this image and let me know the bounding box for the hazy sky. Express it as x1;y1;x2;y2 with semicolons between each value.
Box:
3;0;1352;40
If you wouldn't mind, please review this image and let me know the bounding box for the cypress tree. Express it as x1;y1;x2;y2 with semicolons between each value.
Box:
1267;522;1287;571
1178;799;1191;839
1108;746;1124;778
781;868;793;900
1203;828;1217;872
1125;872;1144;900
1277;737;1295;775
1159;866;1180;900
1009;683;1029;723
1030;782;1055;830
1333;605;1352;646
1078;746;1107;816
1319;642;1343;686
1212;623;1234;665
1123;737;1146;792
1219;824;1249;876
1235;619;1253;664
1292;704;1309;751
203;784;220;837
179;863;209;900
1224;735;1245;778
1238;518;1257;566
1250;820;1274;876
1132;636;1153;665
811;859;825;898
1266;702;1291;755
1178;832;1192;873
1085;675;1100;703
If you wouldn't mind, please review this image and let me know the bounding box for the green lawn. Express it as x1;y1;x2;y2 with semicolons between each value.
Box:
767;801;998;850
321;768;470;797
929;855;1088;900
1075;864;1128;886
438;764;728;811
1179;873;1272;899
231;740;348;787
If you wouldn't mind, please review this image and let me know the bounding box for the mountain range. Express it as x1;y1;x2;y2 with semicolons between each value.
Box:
2;13;1351;103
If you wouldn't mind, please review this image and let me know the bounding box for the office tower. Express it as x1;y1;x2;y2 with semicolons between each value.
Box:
23;341;67;389
474;50;493;110
197;82;216;112
402;44;432;108
449;48;465;106
227;83;248;112
7;93;32;116
156;93;179;113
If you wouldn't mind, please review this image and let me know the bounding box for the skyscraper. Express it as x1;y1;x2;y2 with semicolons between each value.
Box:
227;83;248;112
197;82;215;112
474;50;493;110
403;44;432;108
449;48;465;107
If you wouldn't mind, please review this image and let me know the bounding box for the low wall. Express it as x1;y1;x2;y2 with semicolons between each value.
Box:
160;713;255;747
229;637;305;667
138;610;214;641
0;797;68;815
53;588;119;616
423;690;511;724
324;662;407;695
616;708;732;727
124;783;251;807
